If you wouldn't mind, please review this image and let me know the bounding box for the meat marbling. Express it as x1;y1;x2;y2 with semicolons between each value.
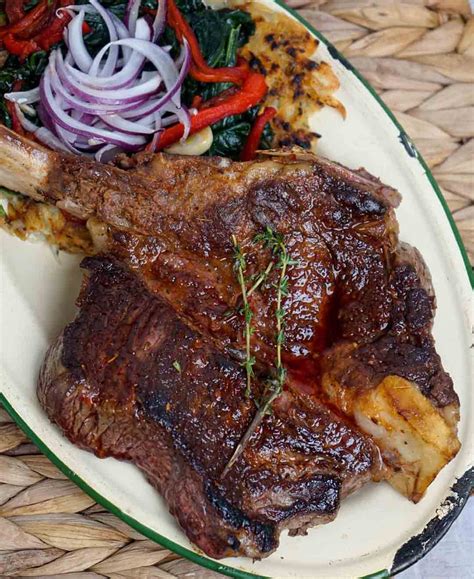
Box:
0;126;460;558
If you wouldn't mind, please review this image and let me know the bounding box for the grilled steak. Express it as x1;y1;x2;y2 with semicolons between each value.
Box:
0;127;402;377
39;256;382;559
0;126;461;555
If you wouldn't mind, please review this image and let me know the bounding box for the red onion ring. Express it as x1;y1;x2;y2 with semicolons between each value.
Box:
40;71;147;150
66;10;93;72
5;87;40;105
153;0;167;41
55;50;162;105
88;0;119;77
125;0;140;35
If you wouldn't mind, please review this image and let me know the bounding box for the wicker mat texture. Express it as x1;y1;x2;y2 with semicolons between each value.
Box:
0;0;473;577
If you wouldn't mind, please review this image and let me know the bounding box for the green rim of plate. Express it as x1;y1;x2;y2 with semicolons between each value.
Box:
1;2;472;579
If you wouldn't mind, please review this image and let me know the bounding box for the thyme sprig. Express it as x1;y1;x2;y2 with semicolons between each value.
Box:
262;230;296;410
247;260;274;298
231;234;255;397
222;228;296;478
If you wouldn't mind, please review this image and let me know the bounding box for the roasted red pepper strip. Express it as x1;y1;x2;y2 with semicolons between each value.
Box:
5;99;26;135
0;0;49;38
5;0;26;25
3;32;39;58
240;107;277;161
155;71;268;150
1;0;77;59
33;0;72;51
166;0;248;85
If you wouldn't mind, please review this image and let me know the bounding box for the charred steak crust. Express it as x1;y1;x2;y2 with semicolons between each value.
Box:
39;257;380;559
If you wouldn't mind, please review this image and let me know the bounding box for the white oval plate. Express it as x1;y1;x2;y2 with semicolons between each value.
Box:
0;1;472;577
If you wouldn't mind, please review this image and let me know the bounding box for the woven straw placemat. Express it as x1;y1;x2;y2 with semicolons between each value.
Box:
0;1;472;577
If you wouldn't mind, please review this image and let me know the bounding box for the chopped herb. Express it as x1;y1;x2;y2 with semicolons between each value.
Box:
172;360;182;373
0;205;6;219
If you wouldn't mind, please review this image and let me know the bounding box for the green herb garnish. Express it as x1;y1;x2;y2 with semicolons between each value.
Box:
222;228;296;477
255;227;296;415
232;234;255;398
172;360;182;373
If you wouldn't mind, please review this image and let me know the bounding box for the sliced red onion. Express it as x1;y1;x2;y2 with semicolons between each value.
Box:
148;129;164;152
108;38;181;106
48;53;146;116
125;0;140;36
125;0;167;41
99;113;156;135
175;105;191;141
120;40;190;119
110;12;132;40
71;109;96;125
56;123;76;143
153;0;167;41
39;101;81;156
66;11;93;72
53;124;85;154
160;101;191;140
38;101;55;132
140;70;158;82
14;104;73;153
64;56;143;89
55;50;161;105
13;104;38;133
36;0;191;160
37;127;78;153
51;93;80;145
51;53;149;114
65;17;151;90
5;87;40;105
161;113;179;127
88;0;119;77
41;72;146;150
109;12;132;60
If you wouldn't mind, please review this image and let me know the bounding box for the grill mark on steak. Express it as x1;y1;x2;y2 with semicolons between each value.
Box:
39;256;382;559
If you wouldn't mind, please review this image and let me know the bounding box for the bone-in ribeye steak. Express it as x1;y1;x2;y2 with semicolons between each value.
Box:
40;256;382;558
0;126;460;559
